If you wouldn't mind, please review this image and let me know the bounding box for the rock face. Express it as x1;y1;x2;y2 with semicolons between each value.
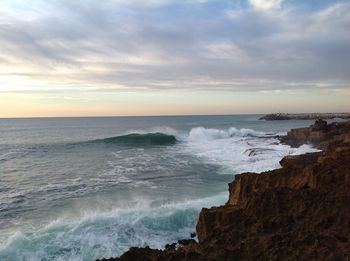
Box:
98;120;350;261
280;119;350;148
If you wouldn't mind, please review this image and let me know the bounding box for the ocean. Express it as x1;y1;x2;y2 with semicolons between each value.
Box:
0;115;320;260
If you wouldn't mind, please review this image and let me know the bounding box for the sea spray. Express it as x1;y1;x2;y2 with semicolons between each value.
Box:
0;193;228;261
184;127;320;174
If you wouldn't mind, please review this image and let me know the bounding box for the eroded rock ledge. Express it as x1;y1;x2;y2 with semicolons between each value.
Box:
98;120;350;261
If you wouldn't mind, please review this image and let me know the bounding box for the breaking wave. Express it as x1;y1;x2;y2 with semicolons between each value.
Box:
90;133;177;146
187;127;272;142
0;193;228;261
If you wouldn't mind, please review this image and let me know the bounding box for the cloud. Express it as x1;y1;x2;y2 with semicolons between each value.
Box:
0;0;349;95
248;0;284;11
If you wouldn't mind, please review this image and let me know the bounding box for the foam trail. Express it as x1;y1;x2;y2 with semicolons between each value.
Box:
0;193;228;261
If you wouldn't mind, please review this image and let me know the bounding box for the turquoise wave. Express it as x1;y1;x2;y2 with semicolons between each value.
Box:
0;192;228;261
92;133;177;146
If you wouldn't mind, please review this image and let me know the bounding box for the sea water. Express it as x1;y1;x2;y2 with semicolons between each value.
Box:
0;115;320;260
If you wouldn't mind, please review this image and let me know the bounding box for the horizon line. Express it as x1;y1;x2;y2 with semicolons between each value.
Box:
1;112;350;120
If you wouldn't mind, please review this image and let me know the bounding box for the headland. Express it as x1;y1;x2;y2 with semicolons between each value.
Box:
98;119;350;261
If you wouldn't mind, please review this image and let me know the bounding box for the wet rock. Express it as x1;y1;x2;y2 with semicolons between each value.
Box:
177;239;196;246
165;243;176;250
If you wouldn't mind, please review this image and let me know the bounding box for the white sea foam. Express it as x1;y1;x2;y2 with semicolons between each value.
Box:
0;192;228;260
291;144;320;155
187;127;267;142
183;126;320;174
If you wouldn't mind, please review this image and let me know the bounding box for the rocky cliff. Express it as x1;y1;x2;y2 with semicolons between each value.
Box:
98;120;350;261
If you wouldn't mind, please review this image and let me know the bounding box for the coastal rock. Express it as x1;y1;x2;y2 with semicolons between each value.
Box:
279;119;350;148
311;119;328;131
99;120;350;261
177;239;196;246
196;137;350;260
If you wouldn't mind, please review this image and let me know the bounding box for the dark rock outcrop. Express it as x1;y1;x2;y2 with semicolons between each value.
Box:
280;119;350;149
98;120;350;261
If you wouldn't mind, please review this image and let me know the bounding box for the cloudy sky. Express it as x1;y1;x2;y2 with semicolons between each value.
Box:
0;0;349;117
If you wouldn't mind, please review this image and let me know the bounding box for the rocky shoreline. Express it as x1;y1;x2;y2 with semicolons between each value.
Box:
98;120;350;261
259;113;350;121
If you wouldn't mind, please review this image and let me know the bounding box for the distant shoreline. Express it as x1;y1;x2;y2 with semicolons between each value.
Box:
259;113;350;121
2;113;350;120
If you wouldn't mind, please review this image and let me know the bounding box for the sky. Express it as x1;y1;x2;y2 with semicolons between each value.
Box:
0;0;349;117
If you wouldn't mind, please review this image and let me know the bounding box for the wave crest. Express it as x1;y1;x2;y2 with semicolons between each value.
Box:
188;127;267;142
94;133;177;146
